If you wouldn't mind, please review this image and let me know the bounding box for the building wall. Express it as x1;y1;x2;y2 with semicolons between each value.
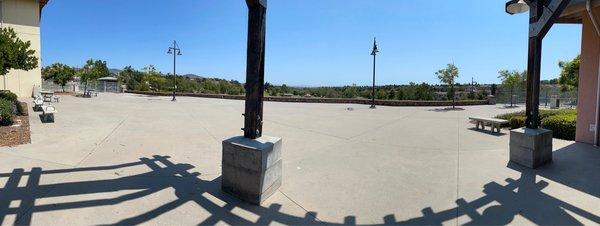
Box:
576;8;600;144
0;0;42;98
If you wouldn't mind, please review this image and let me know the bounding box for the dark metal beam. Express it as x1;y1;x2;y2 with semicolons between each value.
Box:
243;0;267;139
524;0;571;129
529;0;572;38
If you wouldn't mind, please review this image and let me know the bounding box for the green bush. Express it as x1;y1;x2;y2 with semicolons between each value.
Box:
0;91;17;102
0;99;13;126
509;115;526;129
542;114;576;140
496;109;577;140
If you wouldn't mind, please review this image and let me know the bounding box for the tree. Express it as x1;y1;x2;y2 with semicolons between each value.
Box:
118;66;144;90
558;55;580;92
78;59;109;96
0;27;38;90
498;70;526;107
42;63;75;92
436;64;460;108
490;84;497;96
141;65;166;91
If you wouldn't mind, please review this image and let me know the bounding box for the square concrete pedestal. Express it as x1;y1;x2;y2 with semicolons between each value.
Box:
509;128;553;168
221;136;282;205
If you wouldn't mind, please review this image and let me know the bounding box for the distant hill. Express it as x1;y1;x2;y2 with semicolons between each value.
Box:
182;74;206;79
109;69;206;80
109;68;122;75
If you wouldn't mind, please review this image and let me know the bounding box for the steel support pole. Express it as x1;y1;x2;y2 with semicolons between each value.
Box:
243;0;267;139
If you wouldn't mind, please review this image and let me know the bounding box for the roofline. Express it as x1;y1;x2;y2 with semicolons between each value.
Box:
558;0;600;23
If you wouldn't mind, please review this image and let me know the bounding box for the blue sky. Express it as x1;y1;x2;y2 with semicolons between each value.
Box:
40;0;582;86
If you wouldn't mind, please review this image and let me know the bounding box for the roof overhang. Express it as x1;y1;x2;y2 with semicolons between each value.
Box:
40;0;49;9
558;0;600;23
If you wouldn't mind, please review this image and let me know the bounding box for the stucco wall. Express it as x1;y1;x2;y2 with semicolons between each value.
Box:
576;8;600;144
0;0;42;98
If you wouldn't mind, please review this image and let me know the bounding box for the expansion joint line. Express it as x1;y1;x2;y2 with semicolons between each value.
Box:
76;114;130;167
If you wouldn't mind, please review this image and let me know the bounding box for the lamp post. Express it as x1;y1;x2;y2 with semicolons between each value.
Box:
167;40;182;102
370;37;379;109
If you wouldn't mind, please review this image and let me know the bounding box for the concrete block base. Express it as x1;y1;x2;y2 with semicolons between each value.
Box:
509;128;552;168
221;136;282;205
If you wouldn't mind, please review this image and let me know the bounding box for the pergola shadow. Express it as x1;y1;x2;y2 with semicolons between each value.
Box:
0;148;598;225
397;143;600;225
0;155;324;225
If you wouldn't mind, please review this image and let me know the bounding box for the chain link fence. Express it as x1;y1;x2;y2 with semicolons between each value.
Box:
42;80;122;93
495;86;577;109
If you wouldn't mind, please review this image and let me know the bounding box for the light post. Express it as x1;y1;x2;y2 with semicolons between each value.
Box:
370;37;379;109
167;40;182;101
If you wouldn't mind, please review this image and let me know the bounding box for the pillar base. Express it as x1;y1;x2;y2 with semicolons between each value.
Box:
509;128;552;168
221;136;282;205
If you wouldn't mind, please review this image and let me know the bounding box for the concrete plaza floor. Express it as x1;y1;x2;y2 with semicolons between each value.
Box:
0;93;598;225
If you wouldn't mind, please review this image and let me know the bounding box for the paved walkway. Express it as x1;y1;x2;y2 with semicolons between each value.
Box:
0;93;598;225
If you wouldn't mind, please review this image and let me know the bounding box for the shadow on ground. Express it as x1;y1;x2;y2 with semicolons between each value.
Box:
496;106;521;109
467;128;507;137
427;107;466;112
0;144;598;225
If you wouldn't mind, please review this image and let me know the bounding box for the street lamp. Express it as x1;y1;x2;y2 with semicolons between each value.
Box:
167;40;182;101
370;37;379;109
505;0;529;15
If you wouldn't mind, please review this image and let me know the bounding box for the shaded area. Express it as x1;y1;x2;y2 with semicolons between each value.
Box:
0;144;598;225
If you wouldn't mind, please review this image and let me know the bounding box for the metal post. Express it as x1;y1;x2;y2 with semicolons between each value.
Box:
370;37;378;109
168;40;181;102
525;1;543;128
371;53;376;109
243;0;267;139
172;41;177;101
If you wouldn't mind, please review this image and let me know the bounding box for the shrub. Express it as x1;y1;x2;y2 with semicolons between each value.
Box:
496;109;577;140
0;91;17;102
0;99;13;126
510;115;526;129
542;114;576;140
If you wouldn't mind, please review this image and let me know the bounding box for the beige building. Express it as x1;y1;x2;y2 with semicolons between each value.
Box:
0;0;48;97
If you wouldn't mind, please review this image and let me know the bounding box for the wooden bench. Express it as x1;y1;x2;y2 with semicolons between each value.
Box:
41;105;57;122
469;117;508;133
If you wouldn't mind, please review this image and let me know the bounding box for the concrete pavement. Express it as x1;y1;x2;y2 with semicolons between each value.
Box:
0;93;598;225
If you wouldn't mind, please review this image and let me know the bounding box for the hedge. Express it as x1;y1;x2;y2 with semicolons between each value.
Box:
0;91;17;103
495;109;577;140
0;99;13;126
541;114;576;140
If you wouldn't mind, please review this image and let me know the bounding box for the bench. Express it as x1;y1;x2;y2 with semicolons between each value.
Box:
41;105;57;122
469;117;508;133
32;97;44;111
